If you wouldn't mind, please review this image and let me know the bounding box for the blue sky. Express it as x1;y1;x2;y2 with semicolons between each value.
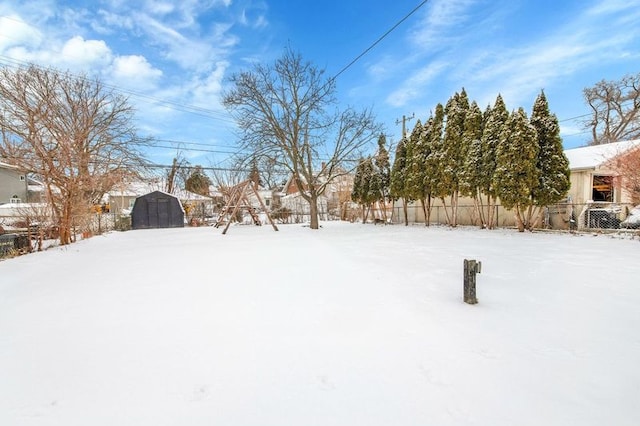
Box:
1;0;639;170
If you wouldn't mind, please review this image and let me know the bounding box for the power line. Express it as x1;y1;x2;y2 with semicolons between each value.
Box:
152;138;239;150
559;113;591;123
331;0;430;82
150;144;248;155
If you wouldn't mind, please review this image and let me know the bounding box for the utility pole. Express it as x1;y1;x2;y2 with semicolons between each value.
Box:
395;113;415;139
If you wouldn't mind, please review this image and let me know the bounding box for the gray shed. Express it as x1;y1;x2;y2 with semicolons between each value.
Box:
131;191;184;230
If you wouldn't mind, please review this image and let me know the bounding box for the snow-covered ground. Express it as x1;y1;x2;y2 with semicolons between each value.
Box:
1;222;639;425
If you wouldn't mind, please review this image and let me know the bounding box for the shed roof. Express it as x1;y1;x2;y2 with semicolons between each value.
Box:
564;139;640;170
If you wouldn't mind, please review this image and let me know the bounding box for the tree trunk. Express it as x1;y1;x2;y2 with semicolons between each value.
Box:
309;192;320;229
403;199;408;226
450;191;459;227
420;198;428;226
487;195;496;230
474;190;486;229
441;197;452;226
59;206;73;245
379;195;388;223
514;205;525;232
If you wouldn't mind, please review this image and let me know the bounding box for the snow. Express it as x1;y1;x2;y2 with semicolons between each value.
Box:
1;222;639;425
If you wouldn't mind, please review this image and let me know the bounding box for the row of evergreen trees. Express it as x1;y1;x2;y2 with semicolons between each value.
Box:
352;90;571;232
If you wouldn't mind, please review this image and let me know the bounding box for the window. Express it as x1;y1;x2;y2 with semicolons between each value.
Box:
19;175;26;181
592;175;613;202
10;195;21;204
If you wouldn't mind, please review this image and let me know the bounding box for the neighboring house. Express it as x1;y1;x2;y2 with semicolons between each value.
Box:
0;161;28;205
172;187;217;220
564;139;640;205
278;173;330;221
108;181;160;214
563;139;640;230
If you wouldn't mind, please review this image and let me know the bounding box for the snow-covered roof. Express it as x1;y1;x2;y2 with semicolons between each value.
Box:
108;181;162;197
564;139;640;170
0;161;19;171
0;202;50;217
171;188;213;201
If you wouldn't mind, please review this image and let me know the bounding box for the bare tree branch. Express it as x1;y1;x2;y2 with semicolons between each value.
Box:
583;73;640;145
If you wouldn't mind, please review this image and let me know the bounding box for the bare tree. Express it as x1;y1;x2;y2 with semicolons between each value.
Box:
222;48;382;229
583;73;640;145
165;151;190;194
613;147;640;205
0;65;148;244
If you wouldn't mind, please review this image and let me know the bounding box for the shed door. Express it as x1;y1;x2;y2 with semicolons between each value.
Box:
156;198;170;227
148;197;170;227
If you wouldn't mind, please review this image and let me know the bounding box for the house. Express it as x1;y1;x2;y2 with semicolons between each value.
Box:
107;181;164;214
564;139;640;205
278;173;330;222
0;161;28;205
563;139;640;230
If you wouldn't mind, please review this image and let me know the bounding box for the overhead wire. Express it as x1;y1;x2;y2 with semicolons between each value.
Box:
330;0;430;82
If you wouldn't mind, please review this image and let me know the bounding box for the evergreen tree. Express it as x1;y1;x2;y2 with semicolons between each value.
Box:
351;157;377;223
440;89;470;226
530;91;571;209
427;103;446;218
351;158;366;221
185;165;212;196
479;94;509;229
405;117;437;225
390;137;410;225
493;108;539;232
459;101;485;226
373;134;391;221
404;119;424;205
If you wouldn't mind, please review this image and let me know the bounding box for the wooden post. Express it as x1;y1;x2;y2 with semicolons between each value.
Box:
463;259;481;304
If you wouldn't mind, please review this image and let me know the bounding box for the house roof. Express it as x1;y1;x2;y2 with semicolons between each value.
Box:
0;161;19;171
564;139;640;170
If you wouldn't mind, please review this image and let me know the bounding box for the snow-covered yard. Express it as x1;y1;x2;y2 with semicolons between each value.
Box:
1;222;639;425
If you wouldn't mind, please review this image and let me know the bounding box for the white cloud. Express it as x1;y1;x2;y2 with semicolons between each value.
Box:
94;10;135;33
409;0;478;46
111;55;163;90
0;15;43;52
145;1;175;16
59;36;113;69
190;60;229;106
386;61;448;107
585;0;640;16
